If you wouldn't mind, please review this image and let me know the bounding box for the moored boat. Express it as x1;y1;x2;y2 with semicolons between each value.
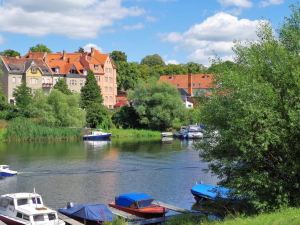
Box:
0;192;65;225
83;130;111;141
191;184;233;203
0;165;18;177
59;202;114;225
108;193;168;219
161;132;173;137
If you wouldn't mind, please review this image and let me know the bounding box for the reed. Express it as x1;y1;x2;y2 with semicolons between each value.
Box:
6;118;82;142
108;128;161;139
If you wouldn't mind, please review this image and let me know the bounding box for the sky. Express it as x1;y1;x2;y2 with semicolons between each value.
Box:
0;0;295;65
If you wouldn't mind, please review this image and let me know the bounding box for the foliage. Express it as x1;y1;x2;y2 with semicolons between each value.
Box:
110;50;127;63
81;70;103;108
29;44;52;53
80;70;111;128
116;62;141;91
78;47;84;53
53;78;72;95
1;49;21;57
207;60;238;74
31;90;86;127
6;117;81;142
129;80;186;130
13;82;33;117
141;54;165;66
166;214;203;225
103;218;127;225
198;12;300;212
112;105;140;128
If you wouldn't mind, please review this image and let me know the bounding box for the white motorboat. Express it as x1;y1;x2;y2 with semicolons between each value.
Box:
187;125;203;139
0;192;65;225
0;165;18;177
161;132;173;137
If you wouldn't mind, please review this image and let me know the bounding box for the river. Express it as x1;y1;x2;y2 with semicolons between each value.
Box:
0;139;217;210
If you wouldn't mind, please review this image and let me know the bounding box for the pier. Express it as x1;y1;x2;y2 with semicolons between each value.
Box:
57;212;84;225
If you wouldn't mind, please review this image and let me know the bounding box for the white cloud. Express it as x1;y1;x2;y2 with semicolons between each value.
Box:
0;0;144;38
83;43;103;52
162;12;265;65
166;59;179;65
218;0;253;8
259;0;284;7
123;23;144;30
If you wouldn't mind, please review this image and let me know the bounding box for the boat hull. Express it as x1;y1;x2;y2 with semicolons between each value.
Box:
108;203;166;219
83;134;111;141
0;172;17;177
0;215;27;225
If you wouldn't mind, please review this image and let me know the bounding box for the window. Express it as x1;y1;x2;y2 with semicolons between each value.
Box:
16;213;22;218
94;65;99;70
48;213;56;221
12;77;16;83
109;77;113;82
105;96;108;101
32;197;41;204
0;198;9;208
30;78;38;85
17;199;28;206
17;77;22;84
23;215;30;221
31;67;37;74
105;77;108;82
33;215;44;221
109;87;112;92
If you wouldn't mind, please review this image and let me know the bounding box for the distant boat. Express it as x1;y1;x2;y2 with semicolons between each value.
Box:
59;203;114;225
161;132;173;137
109;193;168;219
0;165;17;177
174;125;204;139
191;184;233;203
83;130;111;141
0;192;65;225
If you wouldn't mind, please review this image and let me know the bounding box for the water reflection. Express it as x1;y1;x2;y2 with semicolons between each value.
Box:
0;140;218;210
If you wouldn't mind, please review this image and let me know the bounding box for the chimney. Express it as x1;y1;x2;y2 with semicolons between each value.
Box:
188;73;193;96
91;47;95;56
62;50;66;61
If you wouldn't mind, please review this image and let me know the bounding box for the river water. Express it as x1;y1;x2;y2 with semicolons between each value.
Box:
0;140;217;210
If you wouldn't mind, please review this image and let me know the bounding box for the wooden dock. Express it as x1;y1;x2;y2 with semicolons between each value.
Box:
57;212;84;225
153;201;200;214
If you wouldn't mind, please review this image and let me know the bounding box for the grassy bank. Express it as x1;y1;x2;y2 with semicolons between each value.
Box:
5;118;82;142
108;128;161;140
104;208;300;225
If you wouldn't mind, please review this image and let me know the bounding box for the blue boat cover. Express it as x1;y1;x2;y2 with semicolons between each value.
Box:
115;193;153;207
58;204;114;222
191;184;232;201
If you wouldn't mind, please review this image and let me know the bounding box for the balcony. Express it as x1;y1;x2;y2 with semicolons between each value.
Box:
42;83;53;88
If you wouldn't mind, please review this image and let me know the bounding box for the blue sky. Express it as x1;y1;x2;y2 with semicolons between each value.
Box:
0;0;295;65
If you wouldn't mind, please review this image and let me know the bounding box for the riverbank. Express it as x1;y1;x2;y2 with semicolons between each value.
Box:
108;128;161;140
105;208;300;225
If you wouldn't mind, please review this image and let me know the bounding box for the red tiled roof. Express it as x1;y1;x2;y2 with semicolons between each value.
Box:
159;74;215;89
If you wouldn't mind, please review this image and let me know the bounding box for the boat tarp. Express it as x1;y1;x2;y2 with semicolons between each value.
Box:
58;204;114;222
191;184;232;201
115;193;153;207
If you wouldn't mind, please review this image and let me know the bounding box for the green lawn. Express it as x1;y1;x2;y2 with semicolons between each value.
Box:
108;128;161;140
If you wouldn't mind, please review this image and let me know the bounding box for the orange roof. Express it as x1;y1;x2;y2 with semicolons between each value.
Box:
159;74;215;89
24;52;47;59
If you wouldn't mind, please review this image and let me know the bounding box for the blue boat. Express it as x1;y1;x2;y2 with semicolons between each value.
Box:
0;165;18;177
58;203;115;225
191;184;233;202
83;131;111;141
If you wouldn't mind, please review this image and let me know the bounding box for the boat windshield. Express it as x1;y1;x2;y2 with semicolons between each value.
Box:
137;199;153;208
33;214;45;221
2;166;9;169
32;197;42;204
17;198;28;206
48;213;57;220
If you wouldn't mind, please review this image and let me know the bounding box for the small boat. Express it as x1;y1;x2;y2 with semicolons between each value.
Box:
161;132;173;137
0;165;18;177
59;202;114;225
191;184;233;203
0;192;65;225
83;130;111;141
108;193;168;219
187;125;203;139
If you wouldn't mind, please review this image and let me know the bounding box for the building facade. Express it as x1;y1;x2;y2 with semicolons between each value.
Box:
0;48;117;108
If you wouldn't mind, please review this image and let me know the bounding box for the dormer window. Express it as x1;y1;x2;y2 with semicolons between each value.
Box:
31;66;37;74
94;65;99;70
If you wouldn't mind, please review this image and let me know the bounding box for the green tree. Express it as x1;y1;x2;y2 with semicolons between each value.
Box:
186;62;206;73
53;79;72;95
80;70;110;128
13;82;33;117
110;51;127;63
112;105;140;129
116;62;141;91
1;49;21;57
78;47;84;53
80;70;103;108
198;14;300;211
129;80;186;130
29;44;52;53
141;54;165;67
